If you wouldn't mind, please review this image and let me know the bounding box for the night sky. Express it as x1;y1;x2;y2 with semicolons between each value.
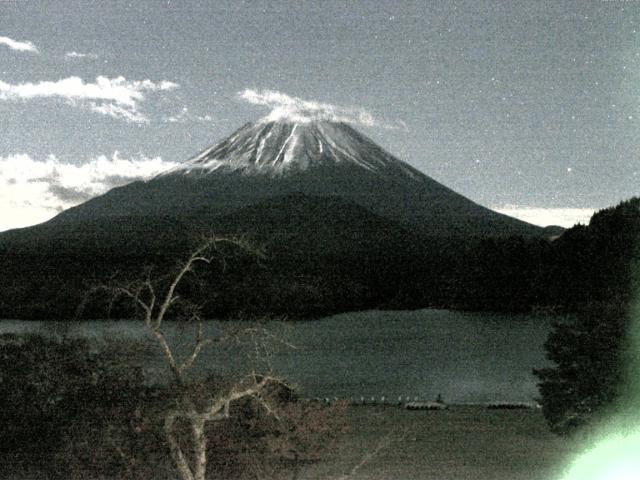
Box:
1;0;638;230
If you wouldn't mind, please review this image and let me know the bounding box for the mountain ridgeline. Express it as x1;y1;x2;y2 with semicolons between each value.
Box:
0;118;636;319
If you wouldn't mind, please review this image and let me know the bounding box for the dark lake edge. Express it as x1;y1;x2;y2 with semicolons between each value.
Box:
0;309;558;404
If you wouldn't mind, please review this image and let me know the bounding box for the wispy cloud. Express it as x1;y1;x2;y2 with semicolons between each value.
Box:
65;51;98;59
163;106;215;124
0;76;179;123
493;205;595;228
0;36;39;53
0;152;178;231
89;102;148;123
239;89;405;129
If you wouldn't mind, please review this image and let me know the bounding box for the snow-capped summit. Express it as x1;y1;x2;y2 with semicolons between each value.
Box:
161;120;421;179
42;116;543;238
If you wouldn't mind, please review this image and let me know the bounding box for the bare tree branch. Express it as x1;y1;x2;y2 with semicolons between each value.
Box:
178;337;213;375
92;235;280;480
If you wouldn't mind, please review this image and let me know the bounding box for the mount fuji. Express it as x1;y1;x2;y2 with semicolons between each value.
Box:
45;119;542;238
0;118;554;319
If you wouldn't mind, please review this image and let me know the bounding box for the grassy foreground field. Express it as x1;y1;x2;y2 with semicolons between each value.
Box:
298;405;580;480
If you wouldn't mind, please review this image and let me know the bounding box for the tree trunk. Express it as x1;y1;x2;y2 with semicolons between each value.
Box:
291;451;301;480
164;413;195;480
192;418;208;480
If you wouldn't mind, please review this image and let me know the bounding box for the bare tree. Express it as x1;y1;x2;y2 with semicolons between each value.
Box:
97;235;289;480
81;235;397;480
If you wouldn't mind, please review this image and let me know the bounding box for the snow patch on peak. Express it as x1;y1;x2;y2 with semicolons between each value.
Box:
274;123;298;166
160;120;423;181
282;124;300;166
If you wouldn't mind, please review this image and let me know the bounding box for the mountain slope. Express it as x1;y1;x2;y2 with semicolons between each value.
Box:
0;193;432;318
49;120;542;238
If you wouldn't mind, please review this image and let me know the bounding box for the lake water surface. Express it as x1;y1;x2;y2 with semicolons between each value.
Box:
0;309;556;403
